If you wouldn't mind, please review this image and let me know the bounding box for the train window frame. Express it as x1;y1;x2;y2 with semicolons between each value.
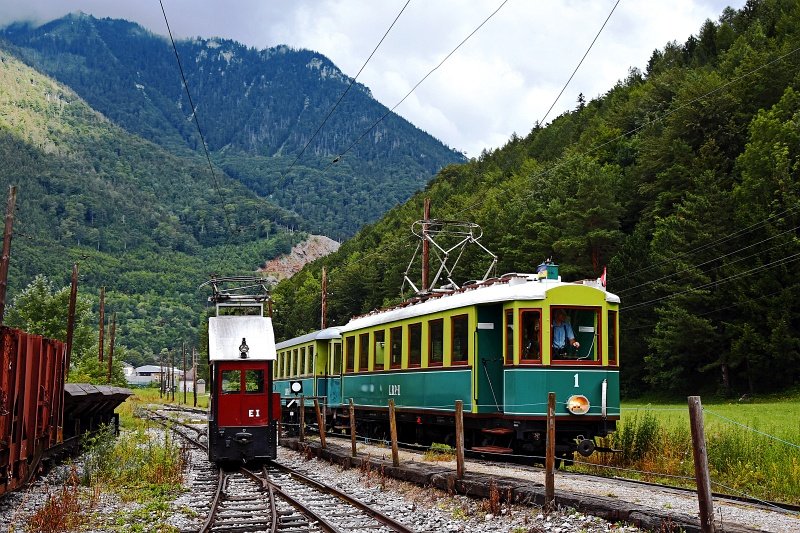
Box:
308;345;315;375
428;318;444;366
374;329;385;370
221;369;241;394
607;310;618;366
389;326;402;369
345;336;355;373
301;346;307;376
332;341;343;374
358;333;369;372
504;309;514;365
245;369;264;393
520;308;542;364
550;306;602;365
408;322;422;367
451;314;469;365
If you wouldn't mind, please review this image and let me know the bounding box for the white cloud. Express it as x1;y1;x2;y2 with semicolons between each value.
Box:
0;0;743;156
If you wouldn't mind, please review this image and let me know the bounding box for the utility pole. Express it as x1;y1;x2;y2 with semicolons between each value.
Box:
65;263;79;375
0;185;18;326
182;342;187;405
159;352;164;398
171;350;175;402
98;286;105;363
107;312;116;384
321;266;327;329
422;198;430;292
192;347;197;407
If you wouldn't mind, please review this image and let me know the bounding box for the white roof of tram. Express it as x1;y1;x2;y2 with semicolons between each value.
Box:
340;274;619;333
276;327;342;349
208;316;276;361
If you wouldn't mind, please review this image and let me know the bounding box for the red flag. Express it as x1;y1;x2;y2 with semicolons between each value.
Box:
600;266;607;287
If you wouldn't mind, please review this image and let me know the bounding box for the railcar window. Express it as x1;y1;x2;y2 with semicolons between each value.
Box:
359;333;369;371
429;319;444;366
345;336;355;372
451;315;469;364
390;326;402;368
301;347;307;375
308;346;315;374
521;309;542;361
409;323;422;367
551;307;599;362
374;330;385;369
245;370;264;393
608;310;618;365
505;310;514;364
333;342;343;374
221;370;241;394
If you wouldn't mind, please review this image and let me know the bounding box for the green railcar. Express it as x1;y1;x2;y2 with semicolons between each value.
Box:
274;269;620;462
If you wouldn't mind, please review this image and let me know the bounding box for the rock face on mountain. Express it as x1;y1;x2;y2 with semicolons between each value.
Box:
259;235;340;280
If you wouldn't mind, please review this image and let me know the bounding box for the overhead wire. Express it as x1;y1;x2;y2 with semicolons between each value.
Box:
280;0;412;180
538;0;622;126
320;0;511;175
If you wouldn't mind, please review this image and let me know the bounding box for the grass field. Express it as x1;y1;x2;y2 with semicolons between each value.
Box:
580;391;800;505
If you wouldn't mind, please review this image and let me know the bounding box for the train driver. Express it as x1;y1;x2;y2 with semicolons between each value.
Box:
552;309;580;357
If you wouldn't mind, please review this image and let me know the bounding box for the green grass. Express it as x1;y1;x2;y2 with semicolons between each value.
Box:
117;388;209;429
580;395;800;504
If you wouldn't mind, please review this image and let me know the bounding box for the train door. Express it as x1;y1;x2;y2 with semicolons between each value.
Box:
475;304;504;413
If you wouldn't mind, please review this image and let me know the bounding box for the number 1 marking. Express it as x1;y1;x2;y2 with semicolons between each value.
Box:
574;373;579;388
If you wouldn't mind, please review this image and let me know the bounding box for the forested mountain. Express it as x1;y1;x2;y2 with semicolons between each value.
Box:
273;0;800;398
0;14;465;239
0;44;302;367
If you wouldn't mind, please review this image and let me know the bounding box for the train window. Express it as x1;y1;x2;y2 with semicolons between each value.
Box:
293;349;299;377
429;319;444;366
345;336;355;372
389;326;402;368
521;309;542;362
221;370;241;394
359;333;369;372
301;347;307;375
409;323;422;367
551;307;600;362
374;330;385;369
332;341;342;374
245;370;264;393
608;310;618;365
504;310;514;364
451;315;469;364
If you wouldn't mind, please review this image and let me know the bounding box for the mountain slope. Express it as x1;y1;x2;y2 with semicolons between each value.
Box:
1;14;466;239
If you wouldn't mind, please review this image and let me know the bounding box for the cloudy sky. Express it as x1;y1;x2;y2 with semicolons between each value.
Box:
0;0;743;157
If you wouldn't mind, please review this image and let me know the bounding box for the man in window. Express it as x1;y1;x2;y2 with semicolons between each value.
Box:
552;309;579;357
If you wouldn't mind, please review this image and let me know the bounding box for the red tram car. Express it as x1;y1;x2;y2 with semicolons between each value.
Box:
206;284;280;463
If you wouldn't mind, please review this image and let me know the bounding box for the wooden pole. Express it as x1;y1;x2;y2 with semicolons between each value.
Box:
98;286;105;362
182;342;187;405
314;398;326;449
689;396;716;533
65;263;78;376
192;347;197;407
545;392;556;511
107;312;116;383
159;352;164;398
349;398;357;457
389;399;399;467
170;351;175;402
455;399;465;479
422;198;430;291
321;266;327;329
299;395;305;443
0;185;17;326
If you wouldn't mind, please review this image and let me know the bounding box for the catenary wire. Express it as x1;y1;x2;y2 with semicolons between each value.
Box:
320;0;510;175
280;0;412;180
538;0;622;126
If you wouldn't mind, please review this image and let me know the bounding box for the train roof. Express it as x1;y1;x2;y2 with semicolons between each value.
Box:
276;327;342;349
209;316;277;361
340;273;619;333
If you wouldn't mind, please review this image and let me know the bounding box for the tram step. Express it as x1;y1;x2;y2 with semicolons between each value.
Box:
471;445;514;454
481;427;514;436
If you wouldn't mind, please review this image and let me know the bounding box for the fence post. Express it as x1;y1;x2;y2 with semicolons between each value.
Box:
389;399;399;467
545;391;556;511
314;398;326;449
349;398;357;457
455;400;465;479
299;395;305;443
689;396;716;533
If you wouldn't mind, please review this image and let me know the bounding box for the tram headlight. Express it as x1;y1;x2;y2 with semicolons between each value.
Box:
566;395;590;415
